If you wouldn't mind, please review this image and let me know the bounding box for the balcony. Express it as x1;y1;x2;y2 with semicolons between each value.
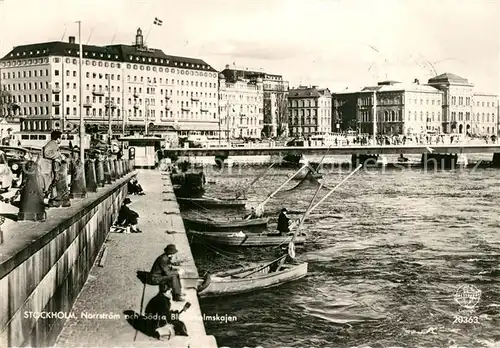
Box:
92;88;105;96
52;87;61;94
165;105;170;110
133;92;139;98
52;101;61;106
164;95;170;100
83;102;92;108
133;104;140;109
105;102;117;109
181;107;190;112
200;108;208;113
191;97;200;102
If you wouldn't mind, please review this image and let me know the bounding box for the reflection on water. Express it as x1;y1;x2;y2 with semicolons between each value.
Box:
187;166;500;347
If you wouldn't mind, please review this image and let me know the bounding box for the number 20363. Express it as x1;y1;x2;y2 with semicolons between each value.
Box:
453;315;479;324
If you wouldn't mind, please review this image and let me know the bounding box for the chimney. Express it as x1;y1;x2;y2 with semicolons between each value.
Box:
414;78;419;85
68;36;76;44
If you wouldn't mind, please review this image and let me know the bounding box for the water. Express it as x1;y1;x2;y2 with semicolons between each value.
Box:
187;165;500;348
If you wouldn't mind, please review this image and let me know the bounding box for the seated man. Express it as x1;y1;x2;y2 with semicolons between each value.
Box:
243;207;258;220
150;244;186;302
277;208;290;236
117;198;142;233
128;177;145;195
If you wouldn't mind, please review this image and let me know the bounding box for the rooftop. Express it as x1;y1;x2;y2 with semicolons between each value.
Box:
428;72;471;85
288;86;332;98
0;40;217;72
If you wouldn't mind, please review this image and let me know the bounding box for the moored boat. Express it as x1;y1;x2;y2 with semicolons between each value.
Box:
197;260;308;298
176;196;246;209
188;230;306;247
182;217;268;233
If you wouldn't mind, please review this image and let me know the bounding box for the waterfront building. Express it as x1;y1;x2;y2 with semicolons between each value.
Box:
333;74;498;136
287;86;332;138
0;28;219;140
220;65;289;138
218;73;264;140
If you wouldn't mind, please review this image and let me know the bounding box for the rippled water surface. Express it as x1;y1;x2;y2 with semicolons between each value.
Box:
186;165;500;348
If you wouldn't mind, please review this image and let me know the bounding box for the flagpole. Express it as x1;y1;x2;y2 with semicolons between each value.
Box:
78;20;84;164
144;23;154;46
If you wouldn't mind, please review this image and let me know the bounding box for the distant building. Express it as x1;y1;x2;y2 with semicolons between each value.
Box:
332;91;358;132
220;65;288;138
332;74;498;136
428;73;497;135
218;73;264;140
0;28;219;138
287;86;332;138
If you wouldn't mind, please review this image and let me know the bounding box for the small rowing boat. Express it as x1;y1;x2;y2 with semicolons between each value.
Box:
187;230;306;247
176;196;247;209
197;260;308;298
182;217;268;233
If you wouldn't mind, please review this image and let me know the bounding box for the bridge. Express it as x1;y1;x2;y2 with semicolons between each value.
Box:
164;144;500;157
164;145;500;167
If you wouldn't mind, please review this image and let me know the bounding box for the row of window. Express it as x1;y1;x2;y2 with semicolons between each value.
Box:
288;117;331;126
450;112;496;123
2;70;50;79
289;99;331;108
408;98;441;106
290;109;331;117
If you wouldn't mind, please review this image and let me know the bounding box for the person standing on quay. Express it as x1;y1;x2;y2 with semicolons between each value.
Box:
277;208;290;235
39;130;70;207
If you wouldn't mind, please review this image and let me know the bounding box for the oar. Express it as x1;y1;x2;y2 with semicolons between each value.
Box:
235;163;275;199
240;254;287;279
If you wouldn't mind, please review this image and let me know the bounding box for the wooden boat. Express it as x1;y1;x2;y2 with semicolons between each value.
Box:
197;261;308;298
176;196;246;209
188;230;306;247
182;217;268;233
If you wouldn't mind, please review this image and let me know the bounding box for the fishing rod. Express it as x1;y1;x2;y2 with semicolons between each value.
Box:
235;162;275;199
287;164;363;257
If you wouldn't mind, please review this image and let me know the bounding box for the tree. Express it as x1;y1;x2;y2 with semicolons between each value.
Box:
0;90;18;118
275;89;289;138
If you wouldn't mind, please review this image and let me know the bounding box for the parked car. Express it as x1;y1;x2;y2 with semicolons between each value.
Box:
0;146;31;188
0;150;13;192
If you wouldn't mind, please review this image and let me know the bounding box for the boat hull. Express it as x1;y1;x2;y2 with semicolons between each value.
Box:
176;197;246;209
198;262;308;298
188;230;306;247
183;217;268;233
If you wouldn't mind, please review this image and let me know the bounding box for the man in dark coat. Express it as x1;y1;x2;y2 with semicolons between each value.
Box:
117;198;141;232
40;130;70;207
150;244;185;302
277;208;290;235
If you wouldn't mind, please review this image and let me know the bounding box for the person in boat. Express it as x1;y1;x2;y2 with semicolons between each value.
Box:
150;244;186;302
117;198;142;232
398;154;409;162
244;207;258;220
277;208;291;236
128;177;145;195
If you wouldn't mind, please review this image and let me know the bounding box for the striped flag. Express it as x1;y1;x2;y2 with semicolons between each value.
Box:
153;17;163;26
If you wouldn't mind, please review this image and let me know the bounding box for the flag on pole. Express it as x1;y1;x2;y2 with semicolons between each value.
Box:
153;17;163;26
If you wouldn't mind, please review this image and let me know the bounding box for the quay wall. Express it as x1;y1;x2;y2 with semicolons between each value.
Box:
0;172;136;347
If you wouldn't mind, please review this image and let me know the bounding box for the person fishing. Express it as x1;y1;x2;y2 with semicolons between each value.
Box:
128;177;145;195
277;208;291;235
150;244;186;302
117;198;142;233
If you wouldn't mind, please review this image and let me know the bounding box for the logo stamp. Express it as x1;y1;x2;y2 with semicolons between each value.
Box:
452;284;481;324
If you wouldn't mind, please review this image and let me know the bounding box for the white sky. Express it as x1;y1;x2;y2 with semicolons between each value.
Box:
0;0;499;93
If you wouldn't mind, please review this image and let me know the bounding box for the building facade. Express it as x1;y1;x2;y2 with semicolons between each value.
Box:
220;66;288;138
334;74;498;136
287;86;332;137
0;29;219;138
218;74;263;140
427;73;497;136
332;91;358;132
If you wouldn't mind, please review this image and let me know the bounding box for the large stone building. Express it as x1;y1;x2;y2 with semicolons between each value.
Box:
220;65;288;138
218;74;263;140
427;73;497;135
356;80;443;135
332;73;498;136
0;28;219;138
287;86;332;137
